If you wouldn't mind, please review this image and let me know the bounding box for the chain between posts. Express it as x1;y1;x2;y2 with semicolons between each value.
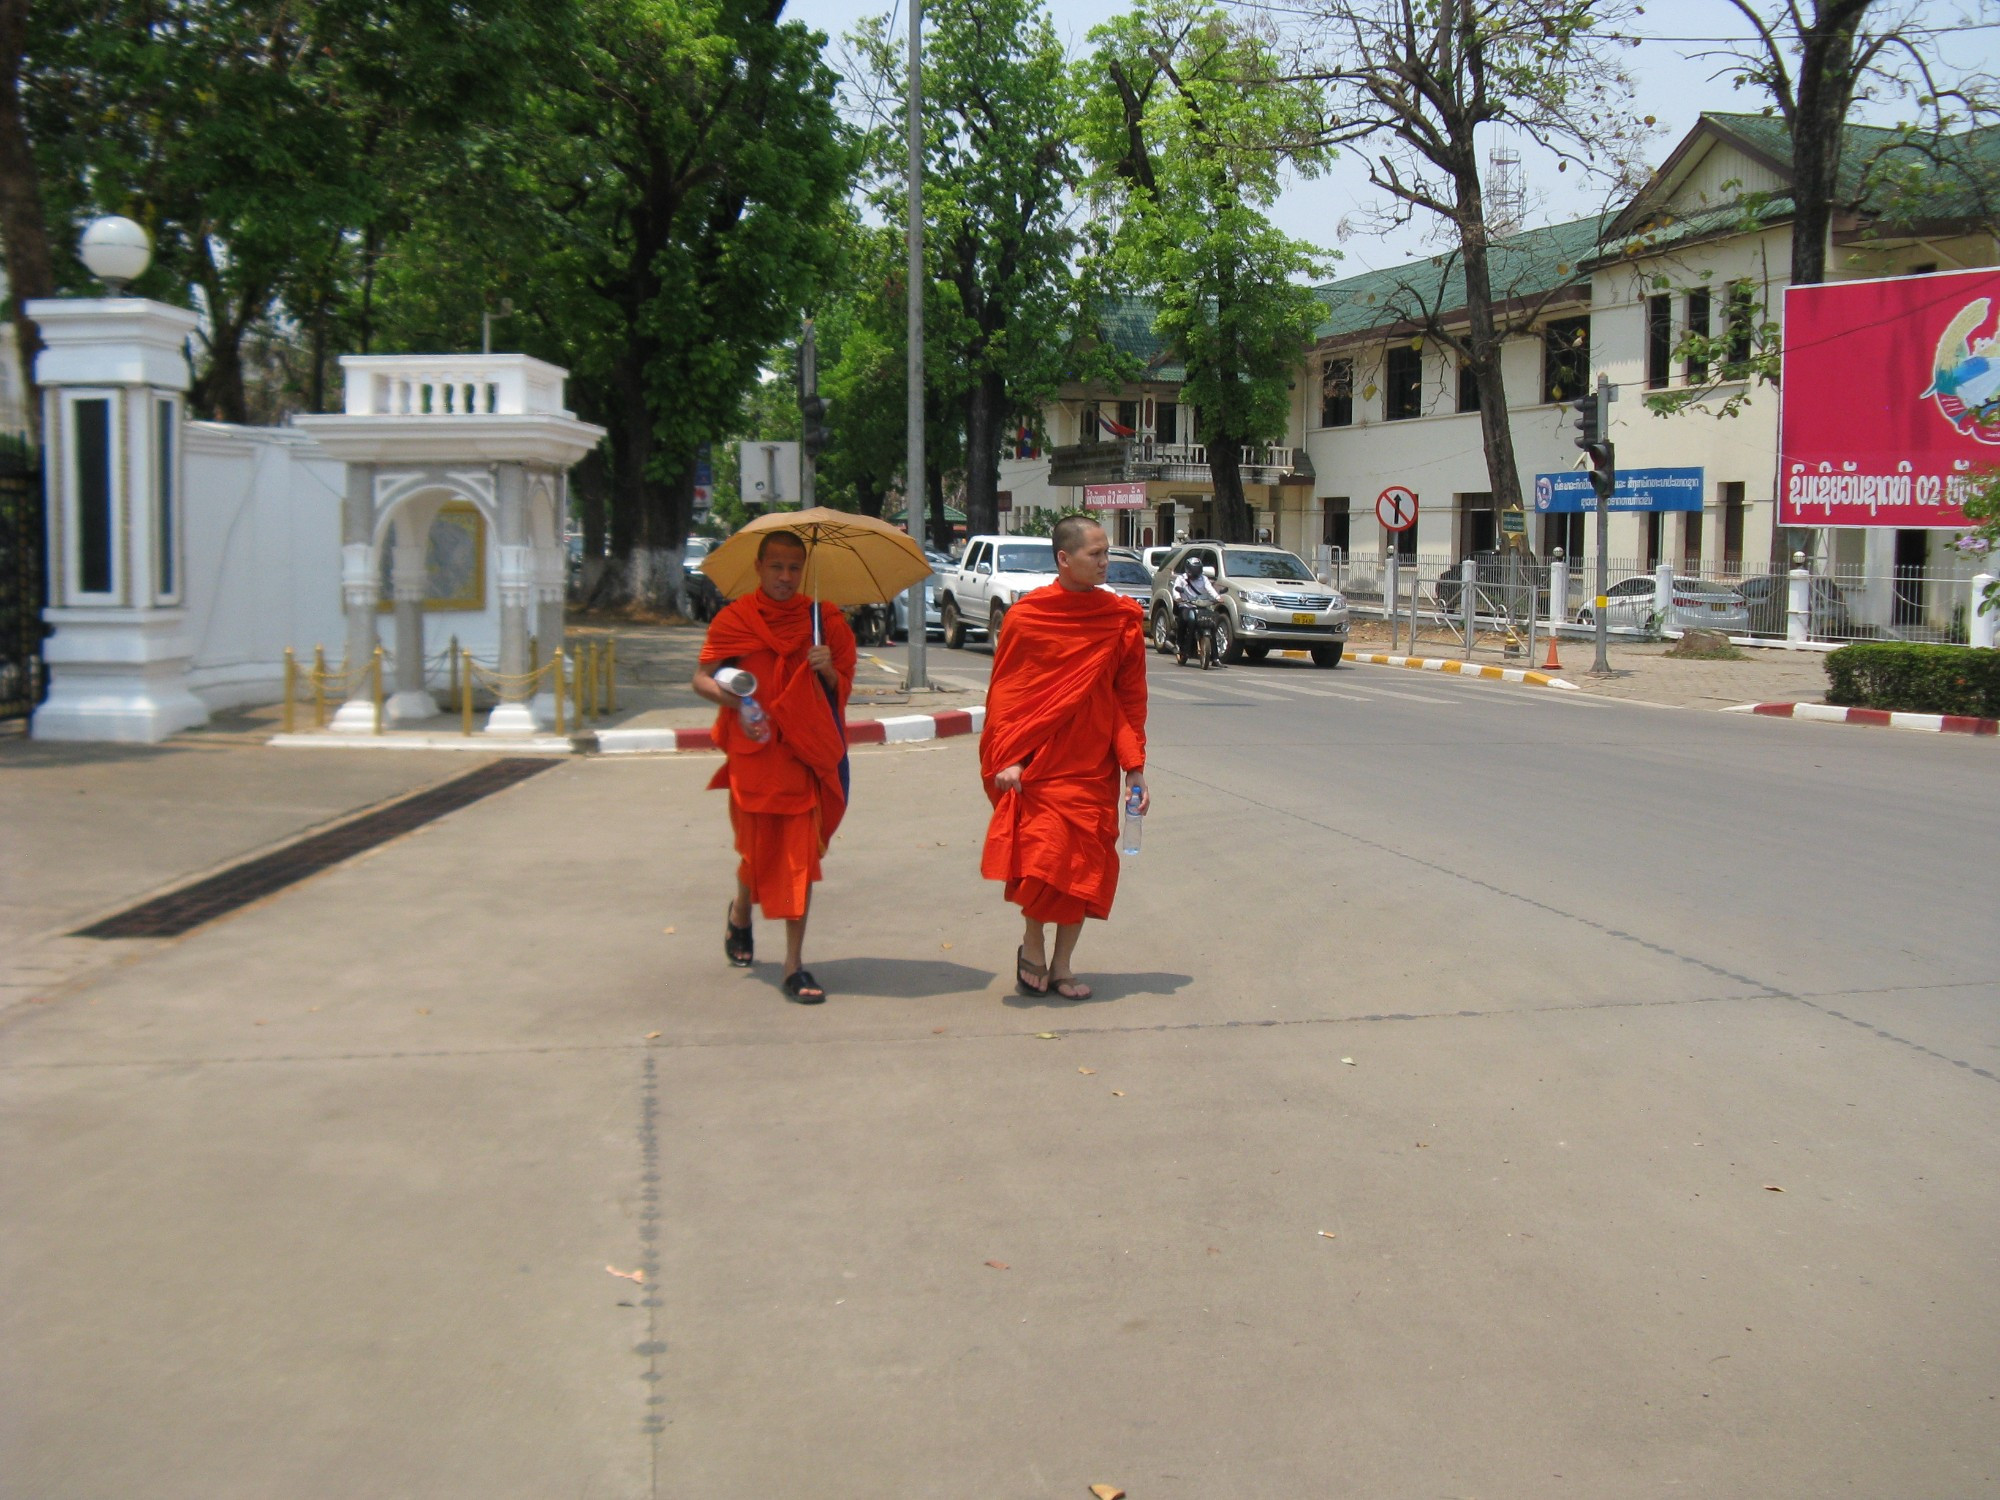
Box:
282;645;384;733
460;648;566;737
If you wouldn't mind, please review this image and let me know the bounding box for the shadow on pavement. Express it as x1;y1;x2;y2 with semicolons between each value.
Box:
1002;969;1194;1007
752;955;998;999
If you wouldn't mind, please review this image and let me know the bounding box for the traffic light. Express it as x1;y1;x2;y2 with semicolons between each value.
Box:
800;393;831;459
1570;392;1598;450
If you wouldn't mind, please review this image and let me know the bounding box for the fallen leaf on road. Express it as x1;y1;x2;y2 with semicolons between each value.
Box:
662;926;676;935
1207;1246;1220;1255
985;1260;1009;1271
940;941;953;950
1340;1057;1355;1065
1078;1067;1096;1075
645;1031;661;1039
1090;1485;1126;1499
1036;1032;1060;1040
417;1008;430;1015
1416;1141;1429;1148
1764;1184;1785;1193
1110;1090;1125;1097
607;1265;646;1283
1318;1231;1338;1240
932;1026;947;1034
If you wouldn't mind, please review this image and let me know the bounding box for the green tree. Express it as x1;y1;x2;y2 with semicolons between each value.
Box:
1079;0;1332;544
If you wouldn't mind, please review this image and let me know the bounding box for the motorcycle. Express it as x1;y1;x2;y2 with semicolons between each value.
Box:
1176;600;1222;670
844;600;897;647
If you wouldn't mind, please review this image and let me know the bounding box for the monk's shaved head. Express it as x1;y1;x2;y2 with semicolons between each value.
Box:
756;529;808;563
1050;514;1102;558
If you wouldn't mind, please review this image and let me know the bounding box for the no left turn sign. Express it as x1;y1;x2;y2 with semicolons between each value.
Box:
1376;486;1419;532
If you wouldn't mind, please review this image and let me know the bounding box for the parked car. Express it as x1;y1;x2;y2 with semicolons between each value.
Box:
1146;543;1350;666
1735;573;1854;638
1102;556;1156;605
1141;545;1179;575
683;535;725;622
1575;574;1749;634
888;551;950;640
938;535;1060;646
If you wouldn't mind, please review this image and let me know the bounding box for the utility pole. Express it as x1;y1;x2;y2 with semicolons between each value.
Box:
904;0;929;691
797;318;826;510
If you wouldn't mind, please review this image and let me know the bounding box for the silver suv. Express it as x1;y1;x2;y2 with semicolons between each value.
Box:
1148;543;1350;666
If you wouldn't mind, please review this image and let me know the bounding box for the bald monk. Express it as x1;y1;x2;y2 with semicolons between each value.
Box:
693;530;857;1003
980;516;1149;1000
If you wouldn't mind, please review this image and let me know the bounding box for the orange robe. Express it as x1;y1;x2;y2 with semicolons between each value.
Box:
979;583;1147;924
700;591;857;920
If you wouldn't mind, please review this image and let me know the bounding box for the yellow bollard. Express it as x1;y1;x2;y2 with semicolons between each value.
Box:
574;642;588;723
372;645;384;735
312;644;327;729
462;650;475;735
282;648;296;734
606;638;618;713
585;641;600;721
552;648;566;737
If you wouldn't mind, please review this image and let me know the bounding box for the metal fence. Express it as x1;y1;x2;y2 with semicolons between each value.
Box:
1325;549;1994;649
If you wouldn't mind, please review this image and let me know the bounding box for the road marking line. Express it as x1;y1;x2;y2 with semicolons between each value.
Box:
1357;686;1459;705
1238;677;1375;702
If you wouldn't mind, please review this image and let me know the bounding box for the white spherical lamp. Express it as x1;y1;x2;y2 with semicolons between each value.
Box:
79;216;152;294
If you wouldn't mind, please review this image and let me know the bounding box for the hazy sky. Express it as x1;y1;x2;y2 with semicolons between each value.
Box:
783;0;2000;274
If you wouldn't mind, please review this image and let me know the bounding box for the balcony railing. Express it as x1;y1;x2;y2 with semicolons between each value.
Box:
337;353;574;419
1047;438;1312;489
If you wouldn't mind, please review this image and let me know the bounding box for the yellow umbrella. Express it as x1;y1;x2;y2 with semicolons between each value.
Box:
701;506;934;608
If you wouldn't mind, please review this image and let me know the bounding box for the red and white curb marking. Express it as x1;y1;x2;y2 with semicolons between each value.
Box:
1723;701;1998;736
595;705;985;754
1349;652;1578;690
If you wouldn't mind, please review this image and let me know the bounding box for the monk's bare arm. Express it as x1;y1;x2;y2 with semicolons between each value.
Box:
993;763;1025;794
1115;625;1149;813
691;662;730;707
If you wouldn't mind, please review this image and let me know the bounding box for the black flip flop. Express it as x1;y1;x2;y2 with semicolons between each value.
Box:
724;905;754;968
782;969;826;1004
1017;945;1050;996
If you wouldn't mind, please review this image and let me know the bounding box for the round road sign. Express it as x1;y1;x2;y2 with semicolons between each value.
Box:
1376;486;1419;532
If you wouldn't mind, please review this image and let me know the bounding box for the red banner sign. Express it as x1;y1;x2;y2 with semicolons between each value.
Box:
1780;268;2000;527
1084;482;1146;509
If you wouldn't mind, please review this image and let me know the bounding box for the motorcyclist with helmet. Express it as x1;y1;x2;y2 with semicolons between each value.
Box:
1171;553;1224;666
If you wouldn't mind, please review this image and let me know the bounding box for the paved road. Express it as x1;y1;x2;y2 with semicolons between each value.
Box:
3;667;1995;1499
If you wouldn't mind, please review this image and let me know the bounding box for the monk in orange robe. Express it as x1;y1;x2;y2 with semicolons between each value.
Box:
980;515;1148;1000
693;530;856;1003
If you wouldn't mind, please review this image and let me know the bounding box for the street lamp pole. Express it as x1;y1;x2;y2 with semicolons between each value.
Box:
903;0;929;691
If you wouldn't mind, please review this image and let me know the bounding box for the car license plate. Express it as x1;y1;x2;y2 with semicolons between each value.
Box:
1291;612;1317;625
1709;602;1727;611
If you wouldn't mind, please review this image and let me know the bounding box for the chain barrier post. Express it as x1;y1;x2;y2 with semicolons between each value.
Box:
586;642;599;720
312;644;327;729
552;648;566;737
606;638;618;712
281;648;296;734
462;649;474;735
372;646;384;735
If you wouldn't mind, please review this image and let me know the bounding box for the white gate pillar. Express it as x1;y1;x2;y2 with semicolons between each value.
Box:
329;464;382;731
486;463;537;735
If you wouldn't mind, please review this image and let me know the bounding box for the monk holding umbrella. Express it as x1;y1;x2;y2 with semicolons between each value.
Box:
980;515;1149;1000
695;509;933;1003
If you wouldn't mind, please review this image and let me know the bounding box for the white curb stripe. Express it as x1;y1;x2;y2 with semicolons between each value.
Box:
1351;653;1578;690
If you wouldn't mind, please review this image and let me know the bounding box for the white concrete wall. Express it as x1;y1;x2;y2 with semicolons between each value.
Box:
182;422;502;709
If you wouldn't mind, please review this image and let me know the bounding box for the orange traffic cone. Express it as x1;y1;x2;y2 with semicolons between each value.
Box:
1542;633;1561;671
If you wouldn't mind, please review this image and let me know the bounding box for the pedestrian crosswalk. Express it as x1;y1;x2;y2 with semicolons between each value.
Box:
1143;661;1612;711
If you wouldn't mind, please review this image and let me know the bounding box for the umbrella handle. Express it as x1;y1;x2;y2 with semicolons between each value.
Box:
810;550;823;645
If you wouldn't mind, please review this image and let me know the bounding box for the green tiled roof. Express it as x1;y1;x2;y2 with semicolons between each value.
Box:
1310;214;1609;341
1099;298;1186;382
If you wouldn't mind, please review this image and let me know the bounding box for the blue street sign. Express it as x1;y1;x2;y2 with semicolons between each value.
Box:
1533;466;1702;513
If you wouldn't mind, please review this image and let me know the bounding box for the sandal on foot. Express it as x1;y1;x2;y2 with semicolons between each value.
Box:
724;905;754;968
1050;974;1092;1001
1016;945;1050;996
782;969;827;1004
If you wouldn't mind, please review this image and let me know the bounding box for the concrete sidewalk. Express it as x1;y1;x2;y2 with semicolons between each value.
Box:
4;728;1996;1497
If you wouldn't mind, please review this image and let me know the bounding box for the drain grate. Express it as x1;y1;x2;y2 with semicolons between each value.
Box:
75;758;558;939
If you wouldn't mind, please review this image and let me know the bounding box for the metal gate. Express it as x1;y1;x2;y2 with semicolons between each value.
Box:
0;435;45;722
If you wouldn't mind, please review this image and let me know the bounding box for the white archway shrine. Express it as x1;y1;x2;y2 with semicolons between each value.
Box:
295;355;604;735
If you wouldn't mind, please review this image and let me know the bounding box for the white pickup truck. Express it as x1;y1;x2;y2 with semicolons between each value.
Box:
937;534;1060;648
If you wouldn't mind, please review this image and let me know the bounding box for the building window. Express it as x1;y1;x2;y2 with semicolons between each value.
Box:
76;396;114;595
1156;401;1178;444
1681;509;1704;570
1457;359;1479;414
1720;481;1745;570
1643;511;1663;571
1395;521;1418;560
1322;499;1350;556
1542;511;1585;562
1685;289;1711;382
1081;402;1099;444
1320;359;1353;427
1384;345;1423;420
1542;316;1590;403
1724;281;1756;376
1646;295;1672;390
1457;494;1496;559
157;397;176;599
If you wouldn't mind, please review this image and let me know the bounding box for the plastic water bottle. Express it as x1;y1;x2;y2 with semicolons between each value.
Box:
1120;785;1144;855
737;695;770;743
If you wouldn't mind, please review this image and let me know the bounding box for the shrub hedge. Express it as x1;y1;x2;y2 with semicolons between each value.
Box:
1824;642;2000;718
